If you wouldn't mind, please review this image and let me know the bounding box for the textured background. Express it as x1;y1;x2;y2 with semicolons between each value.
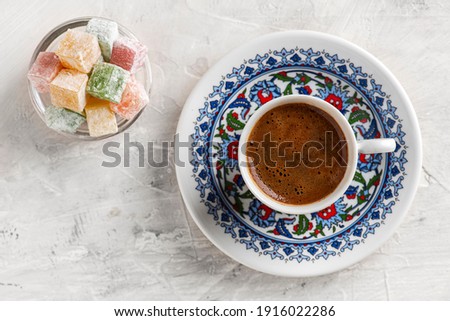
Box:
1;0;449;300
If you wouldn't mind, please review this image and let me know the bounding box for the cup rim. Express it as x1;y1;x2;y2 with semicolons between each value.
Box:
238;95;358;214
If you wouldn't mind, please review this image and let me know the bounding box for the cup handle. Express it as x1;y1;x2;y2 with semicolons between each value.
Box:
357;138;396;154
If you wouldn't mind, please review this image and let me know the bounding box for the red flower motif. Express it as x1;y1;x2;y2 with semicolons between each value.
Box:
360;118;368;123
231;112;238;119
258;204;275;220
278;71;288;77
317;204;338;220
324;77;332;84
257;89;274;105
298;85;313;95
324;93;343;110
345;215;353;221
294;221;313;233
351;106;360;112
219;128;225;135
359;153;368;163
227;140;239;160
300;76;306;82
347;193;356;199
314;229;320;235
373;178;380;186
237;93;246;99
226;125;234;132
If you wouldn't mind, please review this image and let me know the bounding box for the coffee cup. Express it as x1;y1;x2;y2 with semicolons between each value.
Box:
238;95;396;214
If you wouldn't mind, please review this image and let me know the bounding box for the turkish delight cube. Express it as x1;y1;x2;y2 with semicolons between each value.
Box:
86;62;129;103
50;69;88;113
55;29;101;73
110;37;147;74
86;18;118;62
44;105;86;133
85;97;118;137
110;77;149;119
27;52;62;93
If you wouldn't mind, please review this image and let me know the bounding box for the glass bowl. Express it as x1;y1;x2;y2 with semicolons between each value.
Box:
28;17;152;140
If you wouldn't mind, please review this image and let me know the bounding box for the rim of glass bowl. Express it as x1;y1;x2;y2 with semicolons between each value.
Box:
28;16;153;141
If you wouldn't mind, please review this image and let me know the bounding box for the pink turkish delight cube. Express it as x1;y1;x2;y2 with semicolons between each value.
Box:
110;77;149;119
27;52;63;93
110;37;147;74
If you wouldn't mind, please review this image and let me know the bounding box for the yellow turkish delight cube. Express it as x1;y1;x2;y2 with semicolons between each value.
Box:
55;29;101;73
85;97;118;137
50;69;88;113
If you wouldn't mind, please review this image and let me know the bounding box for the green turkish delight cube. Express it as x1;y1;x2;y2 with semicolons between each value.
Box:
86;18;118;62
45;105;86;133
86;62;129;103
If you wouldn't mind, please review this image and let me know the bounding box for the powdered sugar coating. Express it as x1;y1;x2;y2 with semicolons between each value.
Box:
55;29;101;73
110;37;147;74
27;52;62;93
50;69;88;113
86;62;129;103
86;18;118;62
85;97;118;137
44;105;85;133
110;77;149;119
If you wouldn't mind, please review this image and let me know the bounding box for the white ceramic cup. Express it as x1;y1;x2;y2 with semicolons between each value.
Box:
238;95;396;214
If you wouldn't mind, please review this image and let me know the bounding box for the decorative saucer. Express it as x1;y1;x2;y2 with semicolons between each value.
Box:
175;31;421;277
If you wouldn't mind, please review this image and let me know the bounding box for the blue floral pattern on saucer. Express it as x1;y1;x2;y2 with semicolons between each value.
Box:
190;47;407;263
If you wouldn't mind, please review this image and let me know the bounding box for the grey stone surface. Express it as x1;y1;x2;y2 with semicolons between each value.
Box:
0;0;449;300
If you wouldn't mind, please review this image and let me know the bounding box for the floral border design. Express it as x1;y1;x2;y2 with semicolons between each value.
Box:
190;48;407;262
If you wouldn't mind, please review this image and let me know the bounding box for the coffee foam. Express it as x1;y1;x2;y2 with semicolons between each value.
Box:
246;103;348;205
